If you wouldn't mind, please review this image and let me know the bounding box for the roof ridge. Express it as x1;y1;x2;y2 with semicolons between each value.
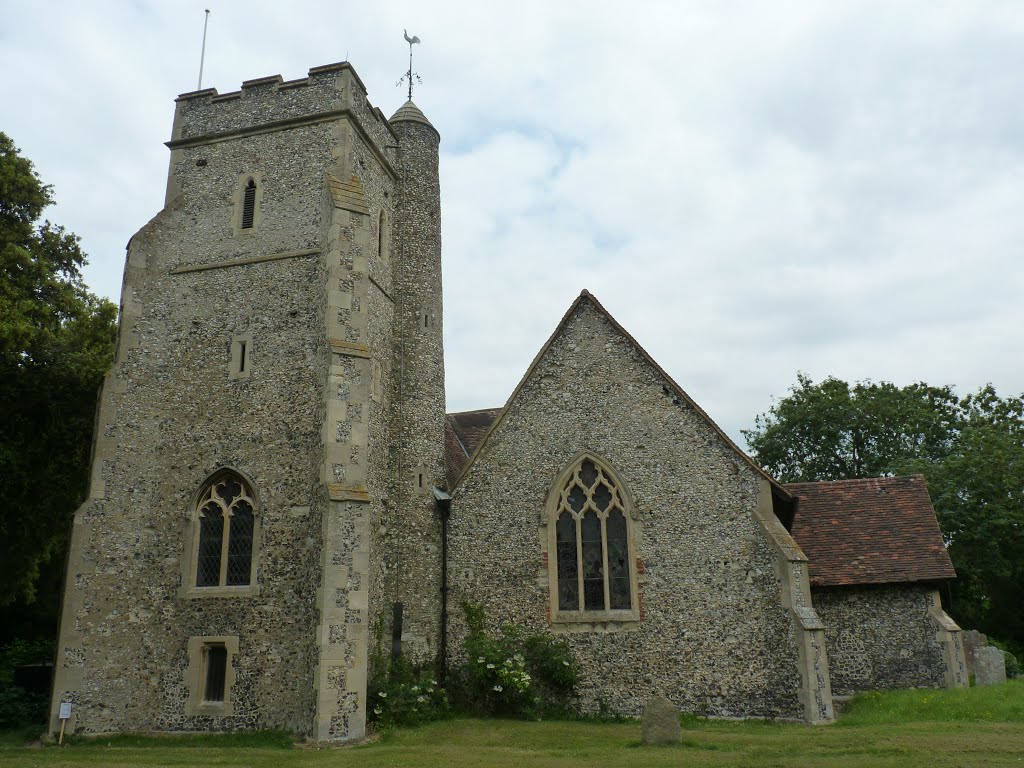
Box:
786;474;925;488
446;407;502;417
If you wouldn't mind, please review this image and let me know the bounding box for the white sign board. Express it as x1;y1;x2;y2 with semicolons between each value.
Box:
59;702;72;720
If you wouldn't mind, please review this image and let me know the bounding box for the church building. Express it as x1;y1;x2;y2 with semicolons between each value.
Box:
49;60;966;742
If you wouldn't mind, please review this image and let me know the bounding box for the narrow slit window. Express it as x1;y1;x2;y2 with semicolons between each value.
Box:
186;636;238;715
230;336;252;379
241;179;256;229
378;210;389;264
203;644;228;702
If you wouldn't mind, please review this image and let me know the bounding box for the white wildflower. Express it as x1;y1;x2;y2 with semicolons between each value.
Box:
493;685;503;692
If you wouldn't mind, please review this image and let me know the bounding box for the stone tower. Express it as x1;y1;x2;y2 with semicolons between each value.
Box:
385;101;446;668
48;62;447;743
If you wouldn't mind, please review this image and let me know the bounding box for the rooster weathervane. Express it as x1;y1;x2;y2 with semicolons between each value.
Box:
397;29;422;100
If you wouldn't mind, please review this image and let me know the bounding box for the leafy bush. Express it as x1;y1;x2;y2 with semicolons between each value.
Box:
367;656;449;729
456;602;578;717
1004;651;1020;679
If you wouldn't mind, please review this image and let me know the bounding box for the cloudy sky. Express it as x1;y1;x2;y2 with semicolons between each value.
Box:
4;1;1023;446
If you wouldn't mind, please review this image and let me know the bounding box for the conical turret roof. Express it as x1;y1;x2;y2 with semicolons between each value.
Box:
389;100;435;130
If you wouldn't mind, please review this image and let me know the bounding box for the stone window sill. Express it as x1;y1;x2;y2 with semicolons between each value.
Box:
550;611;641;633
182;584;260;599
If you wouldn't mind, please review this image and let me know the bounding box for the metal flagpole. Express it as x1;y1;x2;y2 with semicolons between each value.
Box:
197;9;211;90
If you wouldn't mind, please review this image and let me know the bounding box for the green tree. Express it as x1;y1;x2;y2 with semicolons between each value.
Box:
743;373;961;482
745;375;1024;654
0;132;117;628
910;387;1024;652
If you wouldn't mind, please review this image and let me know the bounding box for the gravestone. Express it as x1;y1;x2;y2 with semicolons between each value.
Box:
642;695;681;745
961;630;988;675
975;646;1007;686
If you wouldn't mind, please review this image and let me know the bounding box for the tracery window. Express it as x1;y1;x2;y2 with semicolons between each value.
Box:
551;457;635;617
194;472;255;588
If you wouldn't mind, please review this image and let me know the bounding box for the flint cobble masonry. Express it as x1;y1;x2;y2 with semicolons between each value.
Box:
49;57;965;742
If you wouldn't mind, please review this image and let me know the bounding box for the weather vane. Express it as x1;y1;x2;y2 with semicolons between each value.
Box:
397;29;422;100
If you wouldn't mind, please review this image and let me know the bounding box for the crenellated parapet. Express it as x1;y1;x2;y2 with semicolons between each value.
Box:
168;62;399;173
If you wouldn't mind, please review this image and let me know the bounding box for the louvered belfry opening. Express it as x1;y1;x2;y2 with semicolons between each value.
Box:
241;179;256;228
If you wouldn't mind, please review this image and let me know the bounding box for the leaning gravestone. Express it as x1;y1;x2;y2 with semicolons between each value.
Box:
975;646;1007;686
642;695;682;745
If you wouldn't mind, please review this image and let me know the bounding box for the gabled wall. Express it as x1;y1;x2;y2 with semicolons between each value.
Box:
447;300;826;720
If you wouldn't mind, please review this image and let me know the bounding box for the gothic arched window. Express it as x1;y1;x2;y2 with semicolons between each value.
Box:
193;472;256;589
549;456;637;619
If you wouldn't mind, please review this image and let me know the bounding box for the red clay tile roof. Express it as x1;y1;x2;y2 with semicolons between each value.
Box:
787;475;956;588
444;408;500;488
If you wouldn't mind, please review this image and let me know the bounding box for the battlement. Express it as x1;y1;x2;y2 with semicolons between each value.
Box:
169;61;398;154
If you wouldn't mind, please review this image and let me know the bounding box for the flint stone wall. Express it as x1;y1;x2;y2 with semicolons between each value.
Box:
384;116;446;667
52;121;332;733
812;585;946;695
447;301;806;719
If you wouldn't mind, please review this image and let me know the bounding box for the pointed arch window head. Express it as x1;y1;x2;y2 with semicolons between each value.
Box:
550;457;638;620
193;472;256;590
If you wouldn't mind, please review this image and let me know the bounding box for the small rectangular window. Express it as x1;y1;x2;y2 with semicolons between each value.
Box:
186;635;238;716
204;644;227;703
238;341;247;372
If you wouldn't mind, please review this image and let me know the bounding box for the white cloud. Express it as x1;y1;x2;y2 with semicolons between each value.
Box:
4;0;1023;448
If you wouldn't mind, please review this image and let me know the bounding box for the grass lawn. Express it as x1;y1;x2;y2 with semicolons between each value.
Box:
2;681;1022;768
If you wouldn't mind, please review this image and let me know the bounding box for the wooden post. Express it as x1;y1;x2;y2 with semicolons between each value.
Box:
57;701;72;745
